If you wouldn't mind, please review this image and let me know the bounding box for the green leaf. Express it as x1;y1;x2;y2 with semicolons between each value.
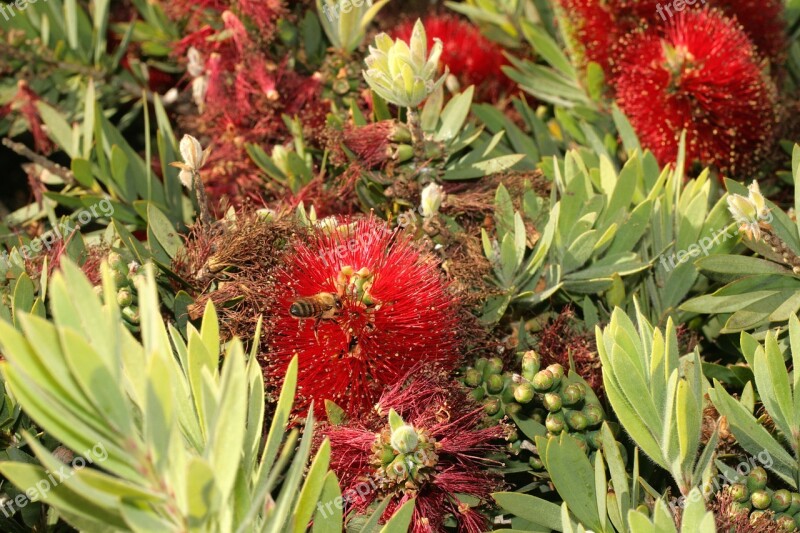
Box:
378;498;415;533
435;86;475;142
492;492;563;531
146;203;182;259
546;434;602;531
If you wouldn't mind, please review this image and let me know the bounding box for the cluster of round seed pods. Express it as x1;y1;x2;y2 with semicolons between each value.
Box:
727;466;800;530
463;350;614;470
103;250;142;330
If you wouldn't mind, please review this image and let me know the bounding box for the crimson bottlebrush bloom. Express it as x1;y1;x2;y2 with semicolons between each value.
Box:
612;8;778;176
556;0;619;73
712;0;786;66
391;15;515;102
11;81;52;154
266;217;460;417
323;372;505;532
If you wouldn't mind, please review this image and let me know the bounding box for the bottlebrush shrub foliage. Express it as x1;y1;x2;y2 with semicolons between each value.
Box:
613;9;778;176
266;217;461;417
322;371;505;532
0;260;329;531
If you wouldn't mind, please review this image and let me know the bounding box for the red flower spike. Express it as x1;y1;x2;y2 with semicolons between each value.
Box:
612;8;778;176
324;372;505;533
391;15;515;103
556;0;619;73
267;218;460;417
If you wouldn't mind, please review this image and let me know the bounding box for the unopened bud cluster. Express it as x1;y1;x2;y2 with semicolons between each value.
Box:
727;467;800;530
463;350;619;470
100;249;142;331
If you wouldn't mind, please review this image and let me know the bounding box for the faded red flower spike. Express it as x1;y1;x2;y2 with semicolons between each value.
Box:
323;372;505;532
612;8;778;176
391;15;515;103
266;217;460;417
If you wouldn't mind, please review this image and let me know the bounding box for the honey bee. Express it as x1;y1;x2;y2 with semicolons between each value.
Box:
290;292;342;335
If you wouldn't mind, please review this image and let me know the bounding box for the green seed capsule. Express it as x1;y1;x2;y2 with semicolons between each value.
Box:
546;412;566;434
532;370;555;391
501;377;515;404
747;467;768;491
514;382;535;404
464;368;482;388
529;456;544;470
483;398;501;416
582;404;604;427
543;392;562;412
751;489;771;510
474;357;488;373
772;489;792;512
486;374;504;394
561;384;584;406
107;251;123;268
750;510;767;522
730;483;749;503
112;269;127;287
566;411;588;431
121;306;140;324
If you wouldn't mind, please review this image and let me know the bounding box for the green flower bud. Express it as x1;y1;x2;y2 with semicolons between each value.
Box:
586;430;602;449
379;447;396;465
483;398;501;416
362;19;449;108
474;357;488;372
121;306;140;324
392;144;414;163
501;377;515;404
566;411;588;431
464;368;482;388
470;387;485;402
751;489;771;510
521;350;540;377
775;514;796;531
514;382;535;404
506;429;519;442
728;501;750;516
562;384;585;406
582;404;604;427
730;483;749;503
117;288;133;307
532;370;554;392
543;392;562;412
786;493;800;515
747;467;768;491
107;251;123;268
750;510;767;522
529;456;544;470
772;489;792;512
486;357;504;375
486;374;504;394
390;425;418;454
112;268;127;287
505;402;522;416
545;364;564;384
546;412;565;434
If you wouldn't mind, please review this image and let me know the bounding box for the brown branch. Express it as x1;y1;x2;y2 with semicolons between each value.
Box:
2;138;76;185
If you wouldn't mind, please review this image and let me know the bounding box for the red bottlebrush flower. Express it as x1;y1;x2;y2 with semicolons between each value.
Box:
13;81;52;154
266;217;460;417
556;0;619;73
323;372;505;532
712;0;786;66
612;8;778;176
391;15;515;102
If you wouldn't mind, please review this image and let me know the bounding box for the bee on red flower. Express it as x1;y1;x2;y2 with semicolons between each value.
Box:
266;217;461;417
322;372;506;532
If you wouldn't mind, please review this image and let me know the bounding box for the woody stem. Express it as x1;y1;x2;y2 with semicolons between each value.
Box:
192;171;214;226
